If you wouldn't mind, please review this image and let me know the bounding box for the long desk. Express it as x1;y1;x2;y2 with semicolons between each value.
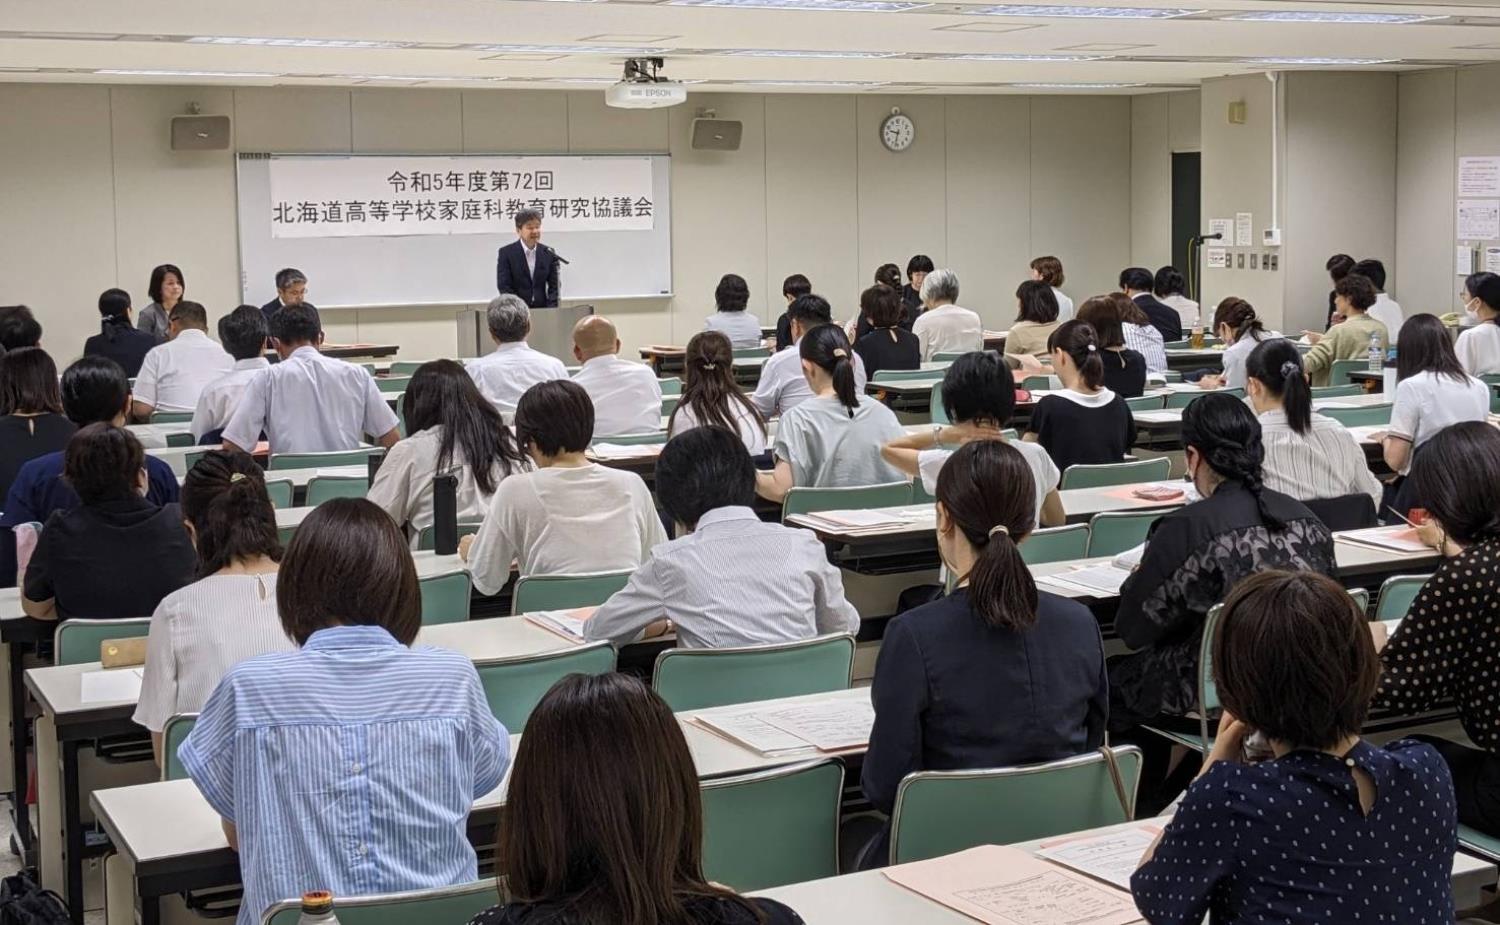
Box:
0;589;43;862
1132;391;1394;447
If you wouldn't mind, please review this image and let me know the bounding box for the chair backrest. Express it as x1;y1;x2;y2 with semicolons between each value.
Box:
1162;339;1190;349
661;396;681;417
1021;375;1052;391
474;643;616;732
653;634;855;712
781;482;912;520
510;570;634;615
389;360;425;376
1375;573;1431;622
732;347;771;359
1124;394;1165;412
418;572;473;625
53;617;152;666
874;368;941;382
888;746;1144;865
1303;492;1377;532
1310;384;1362;398
701;759;844;892
1059;457;1171;490
657;377;684;396
375;376;411;394
1087;509;1173;557
165;432;195;448
415;521;484;552
1164;387;1243;409
149;410;193;424
1018;524;1090;565
260;880;499;925
1320;403;1393;427
305;475;368;506
931;351;967;363
591;431;668;447
161;713;198;781
928;388;949;425
269;448;381;470
263;479;293;509
1328;358;1367;385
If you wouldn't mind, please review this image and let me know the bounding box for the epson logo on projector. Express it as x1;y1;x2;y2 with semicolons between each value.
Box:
605;80;688;110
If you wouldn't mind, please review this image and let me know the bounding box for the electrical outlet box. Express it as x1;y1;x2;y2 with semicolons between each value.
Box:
1263;252;1272;270
1270;255;1278;271
1237;254;1245;269
1250;253;1259;270
1263;227;1282;246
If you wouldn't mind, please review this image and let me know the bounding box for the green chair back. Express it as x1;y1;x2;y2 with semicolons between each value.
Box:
375;376;411;394
653;635;855;712
260;880;499;925
474;643;616;732
359;363;378;376
928;389;949;425
1059;457;1171;490
305;475;369;506
888;746;1144;865
183;449;209;472
1018;524;1090;565
781;482;912;521
591;431;669;447
658;377;684;396
269;448;381;470
931;352;968;363
54;618;152;667
1321;403;1393;427
1162;339;1190;349
661;396;680;417
165;432;195;448
418;572;472;625
389;361;425;376
277;525;297;547
1164;387;1242;409
732;347;771;359
1021;375;1052;392
415;521;484;552
701;760;844;892
149;411;193;424
1460;825;1500;864
1328;358;1368;386
161;713;197;781
1375;574;1430;622
263;479;293;509
1310;384;1362;399
1125;394;1165;412
511;570;634;615
1087;509;1173;557
873;368;941;382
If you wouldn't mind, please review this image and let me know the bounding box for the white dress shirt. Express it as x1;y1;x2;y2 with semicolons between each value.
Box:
586;506;861;649
751;342;868;418
366;425;529;548
704;311;765;349
1160;294;1200;330
466;341;569;413
134;329;234;413
467;463;668;595
917;440;1059;528
570;354;663;438
1123;323;1168;373
1455;322;1500;377
668;399;769;455
222;345;399;454
190;357;270;440
524;242;538;278
1052;288;1075;323
912;304;984;361
1258;409;1382;508
1387;370;1490;474
773;394;908;488
1368;294;1405;343
1219;331;1283;389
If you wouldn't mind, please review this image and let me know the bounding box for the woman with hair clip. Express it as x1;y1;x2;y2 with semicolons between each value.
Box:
1455;271;1500;376
1245;339;1381;509
134;450;293;766
860;441;1107;868
369;358;530;548
469;673;801;925
1197;297;1280;390
1023;320;1135;474
757;323;905;503
1380;313;1489;477
1076;296;1147;398
852;285;920;379
667;331;769;456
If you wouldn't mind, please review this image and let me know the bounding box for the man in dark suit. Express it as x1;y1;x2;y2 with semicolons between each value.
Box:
261;267;307;324
496;209;560;309
1119;267;1183;342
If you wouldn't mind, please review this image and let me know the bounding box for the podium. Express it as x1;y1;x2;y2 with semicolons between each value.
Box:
457;302;594;360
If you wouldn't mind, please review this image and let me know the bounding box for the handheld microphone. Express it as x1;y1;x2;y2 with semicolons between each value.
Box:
543;244;571;265
1191;232;1224;244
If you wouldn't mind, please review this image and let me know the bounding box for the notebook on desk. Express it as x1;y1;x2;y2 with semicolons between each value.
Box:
1335;525;1430;555
694;697;875;756
523;607;598;642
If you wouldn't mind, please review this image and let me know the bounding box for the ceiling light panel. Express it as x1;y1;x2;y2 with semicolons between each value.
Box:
467;42;670;53
971;5;1203;18
187;36;415;48
344;75;507;81
1011;81;1145;87
1240;56;1398;65
933;52;1113;60
667;0;932;12
1222;11;1445;24
714;48;903;57
96;68;282;77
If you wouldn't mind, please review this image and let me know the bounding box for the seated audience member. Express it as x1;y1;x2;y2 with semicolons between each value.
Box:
1456;271;1500;376
461;381;667;594
1153;265;1200;330
1375;422;1500;836
773;273;812;352
882;352;1063;527
665;331;768;456
1030;255;1073;322
21;424;195;619
85;288;157;376
468;673;800;925
1023;321;1135;474
1114;292;1168;374
753;294;868;417
703;273;762;349
134;451;293;763
1076;296;1147;398
260;267;306;324
850;264;904;341
853;284;921;380
1133;570;1456;924
1004;280;1061;360
1355;258;1404;340
139;264;186;342
587;426;859;648
1323;253;1356;328
132;301;233;420
222;304;400;455
1198;297;1279;390
0;305;42;352
0;348;75;503
861;441;1107;866
368;359;529;547
190;305;270;443
912;269;983;362
901;255;933;327
1;356;178;586
1245;339;1381;509
1120;267;1183;343
1382;313;1489;477
569;315;662;438
1303;274;1387;386
757;324;905;503
1111;394;1335;733
465;295;569;413
181;499;508;925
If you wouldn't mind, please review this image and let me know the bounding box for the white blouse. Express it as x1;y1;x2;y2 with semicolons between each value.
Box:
366;425;528;548
668;399;769;455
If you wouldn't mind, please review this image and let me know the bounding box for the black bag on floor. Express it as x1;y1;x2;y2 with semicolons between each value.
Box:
0;871;69;925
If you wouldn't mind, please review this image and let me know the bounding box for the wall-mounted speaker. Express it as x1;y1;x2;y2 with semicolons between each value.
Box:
691;118;742;151
171;115;231;151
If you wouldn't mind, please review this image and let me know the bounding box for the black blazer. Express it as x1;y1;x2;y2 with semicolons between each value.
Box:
84;323;157;378
1132;294;1183;343
496;241;560;309
260;299;283;326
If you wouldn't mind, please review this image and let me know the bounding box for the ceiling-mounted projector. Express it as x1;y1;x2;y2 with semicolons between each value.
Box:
605;57;687;109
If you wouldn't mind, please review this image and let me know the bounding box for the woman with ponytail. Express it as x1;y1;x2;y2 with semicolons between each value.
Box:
667;331;768;455
1199;296;1280;390
757;323;905;503
860;441;1107;867
83;288;157;377
134;449;294;766
1023;320;1135;474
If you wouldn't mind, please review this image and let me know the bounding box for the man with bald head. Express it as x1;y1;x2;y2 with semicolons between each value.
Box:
569;315;663;438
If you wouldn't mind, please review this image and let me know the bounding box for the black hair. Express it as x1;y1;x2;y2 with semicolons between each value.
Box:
181;450;282;578
906;255;934;279
668;331;766;443
1181;392;1282;529
861;285;904;329
1015;280;1059;324
0;306;42;352
781;274;812;301
60;355;129;426
403;359;527;495
1351;258;1386;291
1334;274;1377;312
1046;320;1105;391
1465;272;1500;319
1326;254;1356;281
874;264;902;290
1211;297;1263;344
714;274;749;314
274;267;305;291
1409;422;1500;546
168;300;208;331
270;303;322;345
1153;266;1187;299
1396;313;1468;385
218;305;269;361
0;347;62;415
1119;267;1154;292
656;427;756;530
799;323;859;417
941;352;1015;426
935;441;1038;631
63;423;142;505
515;379;594;457
1245;339;1312;436
787;294;833;328
148;264;184;304
514;209;543;229
97;289;133;343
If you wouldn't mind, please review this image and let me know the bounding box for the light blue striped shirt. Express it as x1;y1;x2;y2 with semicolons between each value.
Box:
180;625;509;925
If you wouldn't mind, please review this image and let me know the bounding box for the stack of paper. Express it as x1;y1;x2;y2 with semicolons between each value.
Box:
794;508;922;535
1037;565;1134;597
80;668;144;704
1035;826;1161;890
588;443;663;460
1111;544;1146;572
1336;525;1432;555
1132;410;1182;424
523;608;597;642
883;845;1140;925
1347;425;1386;444
694;697;875;756
691;711;817;756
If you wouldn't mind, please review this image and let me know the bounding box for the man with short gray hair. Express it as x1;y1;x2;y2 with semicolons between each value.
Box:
466;294;569;412
496;209;560;308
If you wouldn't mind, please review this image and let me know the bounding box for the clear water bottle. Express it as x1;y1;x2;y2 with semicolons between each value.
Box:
1367;331;1383;373
298;892;339;925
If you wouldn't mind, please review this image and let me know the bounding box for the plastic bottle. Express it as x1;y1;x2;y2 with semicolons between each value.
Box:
1367;331;1383;373
298;892;339;925
1190;324;1204;350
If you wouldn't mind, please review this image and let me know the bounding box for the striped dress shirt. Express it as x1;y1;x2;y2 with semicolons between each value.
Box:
1257;409;1383;508
1122;323;1168;373
180;625;509;925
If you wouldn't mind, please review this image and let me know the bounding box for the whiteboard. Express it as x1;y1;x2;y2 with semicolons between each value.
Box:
234;153;672;308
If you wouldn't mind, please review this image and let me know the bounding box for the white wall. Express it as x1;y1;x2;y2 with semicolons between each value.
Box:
1130;90;1200;269
0;83;1144;363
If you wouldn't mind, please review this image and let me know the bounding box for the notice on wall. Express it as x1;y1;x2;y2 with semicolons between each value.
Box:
1458;245;1477;276
1459;157;1500;198
1208;218;1233;243
1235;212;1254;246
1457;200;1500;241
1486;247;1500;275
1206;247;1228;269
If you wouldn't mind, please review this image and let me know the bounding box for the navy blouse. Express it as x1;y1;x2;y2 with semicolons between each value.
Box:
1131;738;1457;924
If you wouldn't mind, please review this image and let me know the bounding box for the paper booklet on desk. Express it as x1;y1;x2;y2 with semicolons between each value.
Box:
1335;525;1430;554
523;608;597;642
80;668;144;704
1042;565;1133;597
691;711;814;756
883;844;1141;925
1111;544;1146;572
695;697;875;755
797;509;915;532
589;443;662;460
1035;825;1162;891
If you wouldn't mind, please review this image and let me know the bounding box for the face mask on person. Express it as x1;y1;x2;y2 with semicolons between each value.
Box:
1464;296;1482;324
